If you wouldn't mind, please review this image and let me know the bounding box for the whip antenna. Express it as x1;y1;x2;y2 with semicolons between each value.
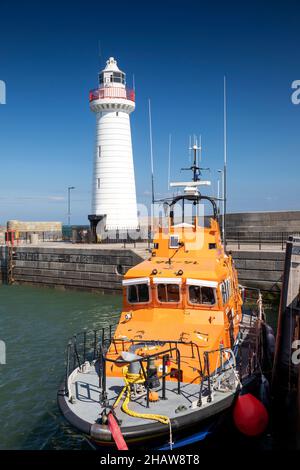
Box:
223;76;227;250
148;99;155;205
168;134;172;190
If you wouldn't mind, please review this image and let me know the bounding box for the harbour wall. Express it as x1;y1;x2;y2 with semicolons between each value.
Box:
226;211;300;233
0;245;284;293
231;250;285;291
0;245;143;294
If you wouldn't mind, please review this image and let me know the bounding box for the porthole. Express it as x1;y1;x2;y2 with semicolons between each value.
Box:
116;264;125;276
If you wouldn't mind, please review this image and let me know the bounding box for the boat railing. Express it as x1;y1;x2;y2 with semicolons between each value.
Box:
64;324;205;400
64;324;242;408
99;344;182;408
240;285;266;322
197;347;238;406
64;323;119;395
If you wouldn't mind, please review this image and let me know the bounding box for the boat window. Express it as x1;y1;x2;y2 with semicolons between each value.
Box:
127;284;149;303
221;279;231;304
157;284;180;303
188;285;216;305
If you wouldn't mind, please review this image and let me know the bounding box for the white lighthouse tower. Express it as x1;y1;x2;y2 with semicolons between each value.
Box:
88;57;139;240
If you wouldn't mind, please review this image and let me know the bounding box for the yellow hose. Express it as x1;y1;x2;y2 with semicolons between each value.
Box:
113;366;170;426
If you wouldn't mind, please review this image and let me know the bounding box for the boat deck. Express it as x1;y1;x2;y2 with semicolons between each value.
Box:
59;312;260;439
65;366;236;428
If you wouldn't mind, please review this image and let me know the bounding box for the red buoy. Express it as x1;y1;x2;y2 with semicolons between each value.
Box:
233;393;269;436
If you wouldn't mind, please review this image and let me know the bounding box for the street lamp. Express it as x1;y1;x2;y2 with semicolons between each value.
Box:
67;186;75;226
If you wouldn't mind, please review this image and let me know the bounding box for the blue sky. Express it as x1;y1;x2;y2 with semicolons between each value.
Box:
0;0;299;224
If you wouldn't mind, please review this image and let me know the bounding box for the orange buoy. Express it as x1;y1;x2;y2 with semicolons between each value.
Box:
149;390;159;402
233;393;269;436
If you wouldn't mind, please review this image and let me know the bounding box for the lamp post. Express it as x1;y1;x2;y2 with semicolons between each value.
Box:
67;186;75;226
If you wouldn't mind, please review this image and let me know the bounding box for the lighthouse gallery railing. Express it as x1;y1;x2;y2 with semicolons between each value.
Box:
89;87;135;102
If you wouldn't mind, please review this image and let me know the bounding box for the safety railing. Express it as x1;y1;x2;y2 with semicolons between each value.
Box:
99;231;153;248
64;325;203;398
64;324;242;409
64;324;119;396
89;87;135;102
99;344;182;408
197;347;238;406
240;285;265;322
227;231;300;251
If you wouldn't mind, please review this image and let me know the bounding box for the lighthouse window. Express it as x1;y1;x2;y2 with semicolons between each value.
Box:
111;72;125;84
98;146;101;158
99;71;125;86
127;284;149;304
157;284;180;303
97;178;100;189
188;286;216;306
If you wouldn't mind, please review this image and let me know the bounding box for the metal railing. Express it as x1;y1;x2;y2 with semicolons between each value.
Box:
63;323;245;410
227;231;300;251
99;344;182;408
65;324;118;396
61;226;153;246
198;347;237;406
99;230;153;248
89;87;135;103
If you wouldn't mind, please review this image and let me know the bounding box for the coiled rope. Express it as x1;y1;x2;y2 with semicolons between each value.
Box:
114;366;170;425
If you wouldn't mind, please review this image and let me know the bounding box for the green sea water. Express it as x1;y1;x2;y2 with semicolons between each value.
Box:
0;284;122;450
0;284;279;450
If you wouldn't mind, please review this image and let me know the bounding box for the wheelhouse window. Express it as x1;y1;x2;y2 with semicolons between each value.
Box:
188;285;216;306
220;279;231;304
127;283;149;303
157;284;180;303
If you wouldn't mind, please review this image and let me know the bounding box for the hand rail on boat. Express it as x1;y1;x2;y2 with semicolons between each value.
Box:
63;325;205;405
98;344;182;408
198;347;237;405
63;324;241;405
63;323;204;374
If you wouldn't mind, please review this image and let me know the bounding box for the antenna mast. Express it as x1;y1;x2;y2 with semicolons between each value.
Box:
182;139;208;183
223;76;227;250
168;133;172;190
192;144;198;182
148;99;155;205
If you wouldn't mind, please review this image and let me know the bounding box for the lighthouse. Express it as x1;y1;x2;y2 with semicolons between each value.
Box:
88;57;139;240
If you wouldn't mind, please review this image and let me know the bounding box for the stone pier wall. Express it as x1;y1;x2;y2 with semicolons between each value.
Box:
0;244;285;292
232;250;285;291
0;245;142;294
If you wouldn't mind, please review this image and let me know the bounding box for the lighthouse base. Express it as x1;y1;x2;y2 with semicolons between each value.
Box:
88;214;105;243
